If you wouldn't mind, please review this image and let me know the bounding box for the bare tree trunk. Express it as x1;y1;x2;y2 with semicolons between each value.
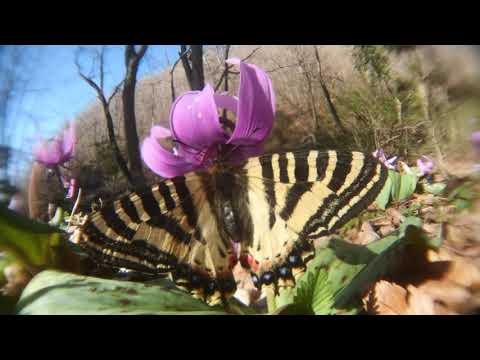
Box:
180;45;205;90
122;45;148;187
313;46;348;135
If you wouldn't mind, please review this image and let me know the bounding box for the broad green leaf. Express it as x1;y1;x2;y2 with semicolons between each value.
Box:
16;270;228;315
389;170;402;202
48;207;64;227
283;216;428;315
375;173;392;210
396;173;418;202
423;182;446;195
311;269;335;315
0;207;63;269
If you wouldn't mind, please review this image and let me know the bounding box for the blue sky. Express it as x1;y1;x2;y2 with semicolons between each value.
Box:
3;45;180;179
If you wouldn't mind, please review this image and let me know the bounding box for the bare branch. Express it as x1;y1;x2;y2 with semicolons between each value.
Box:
214;46;262;92
313;45;348;135
75;48;134;186
170;46;191;102
107;80;124;105
241;46;261;62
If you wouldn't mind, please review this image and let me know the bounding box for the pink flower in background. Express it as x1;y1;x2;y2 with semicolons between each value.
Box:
472;131;480;153
141;58;275;178
33;123;75;168
372;148;398;170
417;155;435;176
65;178;77;199
8;193;26;215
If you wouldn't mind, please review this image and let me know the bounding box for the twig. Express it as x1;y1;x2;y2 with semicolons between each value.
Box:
170;46;191;102
214;46;262;92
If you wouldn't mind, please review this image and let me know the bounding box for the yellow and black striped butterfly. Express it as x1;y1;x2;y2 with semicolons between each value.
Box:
69;149;387;305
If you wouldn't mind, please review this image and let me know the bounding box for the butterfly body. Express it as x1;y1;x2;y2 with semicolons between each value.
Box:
69;149;387;305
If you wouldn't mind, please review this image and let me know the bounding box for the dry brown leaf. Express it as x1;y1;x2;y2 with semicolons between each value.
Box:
418;279;471;311
363;281;409;315
1;264;32;297
363;281;435;315
405;285;436;315
422;222;440;237
378;225;396;237
353;221;380;245
386;208;405;227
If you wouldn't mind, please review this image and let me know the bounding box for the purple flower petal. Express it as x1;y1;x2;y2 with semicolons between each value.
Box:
170;84;227;165
214;94;238;114
471;131;480;150
66;178;77;199
417;155;434;176
385;156;398;169
226;58;275;146
141;132;202;179
33;140;63;168
151;125;172;139
33;123;75;168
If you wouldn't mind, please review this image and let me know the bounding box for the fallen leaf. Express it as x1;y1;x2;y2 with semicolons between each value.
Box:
1;263;32;297
378;225;396;237
386;208;405;227
363;281;409;315
363;280;435;315
353;221;380;245
405;285;436;315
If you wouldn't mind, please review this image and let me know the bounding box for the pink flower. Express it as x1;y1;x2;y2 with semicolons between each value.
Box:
416;155;435;176
33;123;75;168
141;58;275;178
65;178;77;199
472;131;480;153
372;148;397;170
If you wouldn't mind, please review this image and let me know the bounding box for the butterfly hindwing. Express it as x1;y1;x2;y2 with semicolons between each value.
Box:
70;173;236;305
241;150;388;291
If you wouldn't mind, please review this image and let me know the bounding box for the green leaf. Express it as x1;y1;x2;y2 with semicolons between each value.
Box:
0;207;63;269
289;267;335;315
48;207;64;227
16;270;229;315
389;170;402;202
375;174;392;210
311;269;335;315
448;184;478;201
396;173;418;202
284;216;427;315
423;182;446;195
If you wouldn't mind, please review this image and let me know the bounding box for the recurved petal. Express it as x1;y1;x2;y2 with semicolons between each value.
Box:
150;125;172;139
141;134;201;179
226;58;275;146
169;84;227;163
214;94;238;114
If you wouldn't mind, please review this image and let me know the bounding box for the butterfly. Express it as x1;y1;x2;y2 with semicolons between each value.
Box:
69;149;388;305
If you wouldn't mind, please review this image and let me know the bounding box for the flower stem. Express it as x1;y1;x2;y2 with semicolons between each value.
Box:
265;286;277;314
